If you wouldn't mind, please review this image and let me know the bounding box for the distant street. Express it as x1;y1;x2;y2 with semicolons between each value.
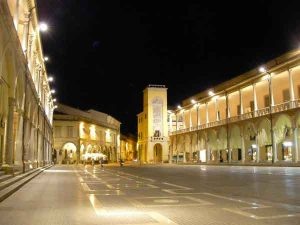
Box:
0;164;300;225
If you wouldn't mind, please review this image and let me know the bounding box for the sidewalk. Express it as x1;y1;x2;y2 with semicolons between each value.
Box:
0;165;100;225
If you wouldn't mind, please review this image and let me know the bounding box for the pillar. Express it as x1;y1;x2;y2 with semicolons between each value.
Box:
288;69;295;108
205;103;209;124
293;126;298;162
256;137;260;163
13;0;20;31
183;135;186;163
182;111;186;129
253;84;258;116
4;98;15;166
22;13;30;52
169;113;173;132
189;109;192;129
239;90;243;115
241;135;245;163
197;105;200;126
269;76;274;107
215;98;219;121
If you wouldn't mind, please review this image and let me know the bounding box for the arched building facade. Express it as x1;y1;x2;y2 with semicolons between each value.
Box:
53;104;121;164
0;0;54;173
169;49;300;165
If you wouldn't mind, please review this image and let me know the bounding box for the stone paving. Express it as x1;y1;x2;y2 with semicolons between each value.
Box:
0;164;300;225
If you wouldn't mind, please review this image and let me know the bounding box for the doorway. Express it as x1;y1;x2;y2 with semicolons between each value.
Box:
153;143;162;163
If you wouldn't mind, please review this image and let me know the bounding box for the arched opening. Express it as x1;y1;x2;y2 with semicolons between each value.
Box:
274;114;293;161
198;132;207;162
243;122;257;162
218;127;228;162
61;142;77;164
207;129;218;162
230;125;242;162
257;118;272;161
153;143;162;163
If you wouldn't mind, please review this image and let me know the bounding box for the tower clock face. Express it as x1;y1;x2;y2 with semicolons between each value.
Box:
152;97;163;137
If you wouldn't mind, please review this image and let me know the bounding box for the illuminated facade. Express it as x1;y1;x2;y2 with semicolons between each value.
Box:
120;134;137;161
53;104;121;164
169;49;300;165
0;1;54;172
137;85;169;163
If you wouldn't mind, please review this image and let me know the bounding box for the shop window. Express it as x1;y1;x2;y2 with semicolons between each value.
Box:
282;89;290;102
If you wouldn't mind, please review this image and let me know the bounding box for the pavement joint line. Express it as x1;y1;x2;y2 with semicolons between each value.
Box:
223;207;300;220
131;196;213;207
162;182;193;190
85;182;178;225
202;192;268;207
161;189;205;195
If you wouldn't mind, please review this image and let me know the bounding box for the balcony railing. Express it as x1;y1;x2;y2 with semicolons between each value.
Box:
169;99;300;136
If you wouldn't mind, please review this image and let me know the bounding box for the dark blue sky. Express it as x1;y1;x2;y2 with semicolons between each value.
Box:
38;0;300;135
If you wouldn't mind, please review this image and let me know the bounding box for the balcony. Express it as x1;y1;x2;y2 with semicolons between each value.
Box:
169;99;300;136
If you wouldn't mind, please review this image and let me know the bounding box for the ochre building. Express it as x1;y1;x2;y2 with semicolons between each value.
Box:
0;1;55;172
53;104;121;164
120;134;137;161
169;49;300;165
137;85;169;163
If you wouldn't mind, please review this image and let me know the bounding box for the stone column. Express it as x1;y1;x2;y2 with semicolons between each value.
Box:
13;0;20;31
182;111;186;129
256;137;260;163
239;90;243;115
169;114;173;132
197;105;200;126
189;109;192;129
241;135;245;163
253;84;258;116
183;135;186;163
22;13;30;52
288;69;295;107
205;103;209;124
4;98;15;166
269;76;274;107
215;98;219;121
293;126;298;162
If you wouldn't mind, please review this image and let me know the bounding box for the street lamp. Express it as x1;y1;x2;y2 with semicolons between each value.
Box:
208;90;214;96
259;66;275;163
44;56;49;62
191;99;196;104
51;89;56;94
38;22;48;32
48;76;54;82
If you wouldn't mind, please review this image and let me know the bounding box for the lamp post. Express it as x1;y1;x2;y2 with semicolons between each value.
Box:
259;67;275;163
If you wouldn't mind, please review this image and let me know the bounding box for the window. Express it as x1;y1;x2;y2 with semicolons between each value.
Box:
217;111;220;120
55;126;61;137
264;95;270;107
145;113;147;119
250;101;254;112
282;89;290;102
67;126;73;137
298;85;300;98
237;105;241;115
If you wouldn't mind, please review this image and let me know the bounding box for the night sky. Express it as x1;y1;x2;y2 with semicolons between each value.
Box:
38;0;300;135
